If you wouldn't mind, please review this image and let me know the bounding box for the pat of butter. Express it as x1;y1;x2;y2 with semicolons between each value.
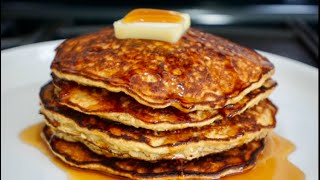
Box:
113;9;190;43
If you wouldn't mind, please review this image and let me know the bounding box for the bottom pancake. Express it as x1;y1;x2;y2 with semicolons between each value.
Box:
42;125;265;180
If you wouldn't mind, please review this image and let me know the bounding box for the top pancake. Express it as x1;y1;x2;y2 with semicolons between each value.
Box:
51;27;274;112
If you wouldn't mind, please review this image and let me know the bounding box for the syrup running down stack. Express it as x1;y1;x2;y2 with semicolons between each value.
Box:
36;8;289;179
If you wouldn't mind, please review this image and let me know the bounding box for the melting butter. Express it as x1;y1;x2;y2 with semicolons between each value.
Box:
114;8;190;43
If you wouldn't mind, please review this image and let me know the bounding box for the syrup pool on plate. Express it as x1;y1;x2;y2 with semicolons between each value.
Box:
20;122;123;180
20;123;304;180
223;132;305;180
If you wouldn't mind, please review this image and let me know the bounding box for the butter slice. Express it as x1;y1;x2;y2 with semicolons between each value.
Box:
114;12;190;43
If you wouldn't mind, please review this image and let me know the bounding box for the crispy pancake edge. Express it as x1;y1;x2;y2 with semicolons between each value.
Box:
52;79;277;131
41;125;265;180
52;69;274;113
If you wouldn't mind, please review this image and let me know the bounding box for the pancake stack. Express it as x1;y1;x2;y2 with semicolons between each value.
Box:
39;27;277;179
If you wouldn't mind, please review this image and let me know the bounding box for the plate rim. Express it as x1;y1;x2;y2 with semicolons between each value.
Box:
1;39;318;180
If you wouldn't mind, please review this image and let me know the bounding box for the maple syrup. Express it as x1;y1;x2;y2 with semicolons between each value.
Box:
122;8;184;23
223;132;305;180
20;122;122;180
21;123;305;180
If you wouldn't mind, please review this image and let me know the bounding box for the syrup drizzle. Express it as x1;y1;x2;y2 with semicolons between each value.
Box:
20;122;304;180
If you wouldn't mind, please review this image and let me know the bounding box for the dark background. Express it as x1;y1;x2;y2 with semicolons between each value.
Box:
1;0;318;67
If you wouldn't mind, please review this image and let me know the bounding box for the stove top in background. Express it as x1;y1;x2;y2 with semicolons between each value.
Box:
1;1;318;67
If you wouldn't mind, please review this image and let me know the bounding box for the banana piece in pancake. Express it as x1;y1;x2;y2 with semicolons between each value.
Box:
42;125;265;180
52;77;277;131
51;27;275;112
40;82;276;161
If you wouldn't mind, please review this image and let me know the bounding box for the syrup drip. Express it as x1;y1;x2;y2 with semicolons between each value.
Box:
223;132;305;180
20;122;304;180
122;8;184;23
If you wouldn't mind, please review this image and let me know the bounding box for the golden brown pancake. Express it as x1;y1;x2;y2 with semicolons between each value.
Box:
40;82;276;161
51;27;274;112
52;76;276;131
42;125;265;180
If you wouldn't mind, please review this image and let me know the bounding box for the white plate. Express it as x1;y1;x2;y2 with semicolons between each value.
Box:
1;40;318;180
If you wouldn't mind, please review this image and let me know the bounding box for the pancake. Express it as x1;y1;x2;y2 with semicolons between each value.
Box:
42;125;265;180
53;76;276;131
40;82;276;161
51;27;275;112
